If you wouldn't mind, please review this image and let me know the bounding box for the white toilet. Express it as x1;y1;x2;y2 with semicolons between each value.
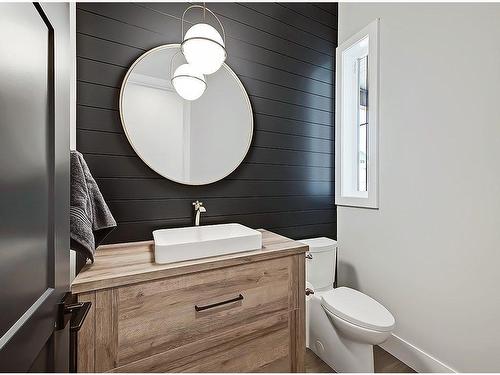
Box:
300;237;395;373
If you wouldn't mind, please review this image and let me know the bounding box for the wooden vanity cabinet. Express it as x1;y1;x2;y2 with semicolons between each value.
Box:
72;230;307;373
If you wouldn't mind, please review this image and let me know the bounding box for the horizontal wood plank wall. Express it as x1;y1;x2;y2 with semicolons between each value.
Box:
76;2;338;244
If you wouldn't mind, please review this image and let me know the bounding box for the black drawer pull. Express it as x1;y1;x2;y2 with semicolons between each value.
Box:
195;294;244;312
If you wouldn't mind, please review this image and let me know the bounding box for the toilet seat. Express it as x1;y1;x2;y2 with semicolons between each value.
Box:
321;287;395;332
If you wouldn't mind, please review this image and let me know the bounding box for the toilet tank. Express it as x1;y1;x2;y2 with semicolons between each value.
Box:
299;237;337;290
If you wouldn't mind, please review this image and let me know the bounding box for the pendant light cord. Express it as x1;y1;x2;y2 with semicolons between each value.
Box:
180;4;226;44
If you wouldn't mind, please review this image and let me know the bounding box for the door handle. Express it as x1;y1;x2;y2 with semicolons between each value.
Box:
57;293;91;332
195;294;244;312
65;302;92;332
57;293;92;373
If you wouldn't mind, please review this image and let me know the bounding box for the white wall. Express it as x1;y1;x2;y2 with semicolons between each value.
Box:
123;82;186;180
338;4;500;372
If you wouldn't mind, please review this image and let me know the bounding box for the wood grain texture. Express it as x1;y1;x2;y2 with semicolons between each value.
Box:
74;231;306;372
296;252;306;371
76;292;95;373
305;348;334;373
116;256;293;366
76;2;337;244
304;346;416;373
94;289;118;372
71;229;307;294
110;312;291;372
373;346;416;373
288;253;306;372
172;323;290;373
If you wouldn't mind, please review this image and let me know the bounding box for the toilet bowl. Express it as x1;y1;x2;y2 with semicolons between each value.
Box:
300;238;395;373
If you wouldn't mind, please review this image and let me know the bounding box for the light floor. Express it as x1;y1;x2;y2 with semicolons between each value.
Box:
305;346;416;373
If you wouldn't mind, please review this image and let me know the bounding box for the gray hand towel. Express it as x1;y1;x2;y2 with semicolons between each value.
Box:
70;150;116;262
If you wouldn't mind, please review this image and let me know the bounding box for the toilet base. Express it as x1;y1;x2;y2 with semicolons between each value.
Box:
308;294;375;373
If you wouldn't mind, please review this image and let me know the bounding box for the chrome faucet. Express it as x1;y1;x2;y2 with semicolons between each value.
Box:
193;200;206;226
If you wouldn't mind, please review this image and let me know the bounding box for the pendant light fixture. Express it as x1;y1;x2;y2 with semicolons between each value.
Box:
171;52;206;101
181;4;227;75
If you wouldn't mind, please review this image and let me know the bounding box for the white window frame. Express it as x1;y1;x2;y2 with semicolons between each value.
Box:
335;19;380;209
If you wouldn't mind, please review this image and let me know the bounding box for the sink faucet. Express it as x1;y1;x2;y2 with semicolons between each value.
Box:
193;200;206;226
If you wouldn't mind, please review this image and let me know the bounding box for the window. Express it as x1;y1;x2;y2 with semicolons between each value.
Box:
336;20;379;208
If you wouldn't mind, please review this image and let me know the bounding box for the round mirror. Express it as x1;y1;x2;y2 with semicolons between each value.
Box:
119;44;253;185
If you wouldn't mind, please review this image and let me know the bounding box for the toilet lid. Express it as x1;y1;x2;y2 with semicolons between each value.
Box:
321;287;395;332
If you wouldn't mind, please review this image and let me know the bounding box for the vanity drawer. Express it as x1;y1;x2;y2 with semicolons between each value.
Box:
75;231;306;373
114;256;296;368
111;312;293;372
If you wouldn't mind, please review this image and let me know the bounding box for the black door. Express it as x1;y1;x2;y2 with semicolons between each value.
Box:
0;3;70;372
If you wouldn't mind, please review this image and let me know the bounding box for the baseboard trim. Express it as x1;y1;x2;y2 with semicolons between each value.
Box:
380;333;457;373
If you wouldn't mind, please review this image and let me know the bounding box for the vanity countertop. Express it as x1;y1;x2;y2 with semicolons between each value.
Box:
71;229;308;294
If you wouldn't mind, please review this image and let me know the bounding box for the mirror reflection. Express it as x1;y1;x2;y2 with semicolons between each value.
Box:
120;44;253;185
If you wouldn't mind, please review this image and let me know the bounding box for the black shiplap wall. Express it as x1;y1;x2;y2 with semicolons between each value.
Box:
76;2;338;244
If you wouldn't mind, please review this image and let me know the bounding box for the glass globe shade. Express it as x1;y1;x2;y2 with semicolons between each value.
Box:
171;63;206;101
182;23;226;75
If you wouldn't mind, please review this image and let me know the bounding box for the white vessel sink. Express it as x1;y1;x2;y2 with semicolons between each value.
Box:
153;223;262;264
